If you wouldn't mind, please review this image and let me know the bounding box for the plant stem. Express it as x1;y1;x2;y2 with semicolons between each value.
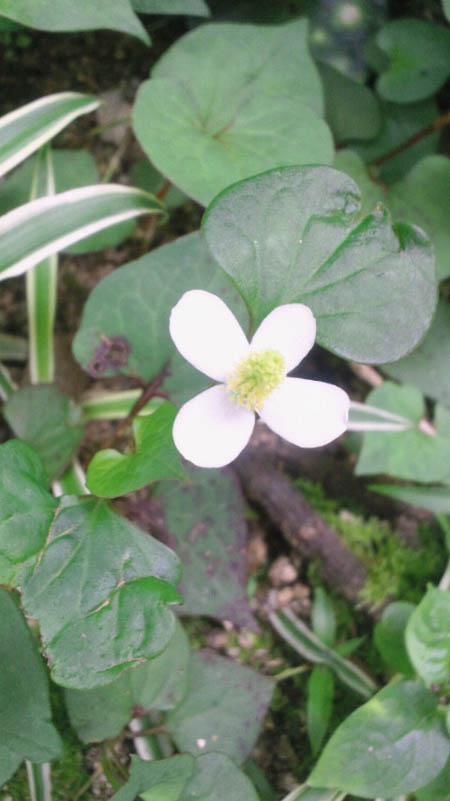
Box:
273;665;309;683
370;109;450;169
107;364;170;447
0;362;16;400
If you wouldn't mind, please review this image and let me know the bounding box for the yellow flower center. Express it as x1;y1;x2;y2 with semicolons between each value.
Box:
226;349;285;411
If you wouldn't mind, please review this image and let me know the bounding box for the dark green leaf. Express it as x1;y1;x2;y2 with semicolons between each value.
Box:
86;403;185;497
406;587;450;687
21;496;182;688
382;300;450;407
0;439;57;586
203;165;436;361
0;0;149;43
319;63;381;144
0;589;62;784
311;588;336;647
356;383;450;482
374;19;450;103
73;232;249;405
309;681;450;797
354;98;440;183
65;618;190;742
3;384;83;480
374;601;415;676
153;464;257;629
307;666;334;756
132;19;332;206
165;650;273;764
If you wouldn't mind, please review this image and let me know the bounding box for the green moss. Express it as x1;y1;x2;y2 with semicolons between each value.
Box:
296;478;445;607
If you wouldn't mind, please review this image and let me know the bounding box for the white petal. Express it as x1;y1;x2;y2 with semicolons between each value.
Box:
259;377;349;448
170;290;249;382
250;304;316;374
173;385;255;468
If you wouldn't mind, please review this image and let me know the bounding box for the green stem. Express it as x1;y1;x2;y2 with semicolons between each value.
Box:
25;761;52;801
273;665;310;683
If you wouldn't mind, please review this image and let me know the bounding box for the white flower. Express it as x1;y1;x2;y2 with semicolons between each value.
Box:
169;290;350;468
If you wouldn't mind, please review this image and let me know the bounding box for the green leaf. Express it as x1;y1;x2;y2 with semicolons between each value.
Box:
0;149;135;253
307;666;334;756
132;0;210;15
318;63;381;144
309;680;450;797
73;232;249;404
0;0;149;43
111;754;194;801
153;464;257;629
270;609;376;699
444;0;450;22
203;165;436;361
406;587;450;687
0;589;62;784
311;588;336;648
65;618;190;742
416;755;450;801
0;92;99;178
21;496;182;688
132;19;333;206
370;483;450;516
281;789;345;801
111;753;259;801
130;159;187;211
356;383;450;482
0;440;57;586
165;650;273;763
3;384;83;480
0;183;163;281
374;19;450;103
337;151;450;281
0;333;27;361
86;403;184;497
382;299;450;407
374;601;415;676
354;98;440;183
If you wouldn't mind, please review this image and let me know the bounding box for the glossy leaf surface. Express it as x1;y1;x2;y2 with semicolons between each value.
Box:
165;650;273;763
86;403;184;497
406;587;450;686
203;165;436;361
133;20;333;205
309;681;450;797
153;464;257;628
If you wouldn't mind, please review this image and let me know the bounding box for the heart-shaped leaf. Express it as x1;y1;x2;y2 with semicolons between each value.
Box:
309;681;450;797
153;464;257;629
0;589;62;784
318;63;381;144
21;495;182;688
3;384;83;480
0;440;57;586
73;232;249;405
132;19;333;206
165;650;274;764
374;19;450;103
406;587;450;687
356;383;450;482
86;403;185;497
203;165;436;362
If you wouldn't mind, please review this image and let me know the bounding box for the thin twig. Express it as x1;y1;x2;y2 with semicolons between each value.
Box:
104;364;170;448
370;109;450;169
